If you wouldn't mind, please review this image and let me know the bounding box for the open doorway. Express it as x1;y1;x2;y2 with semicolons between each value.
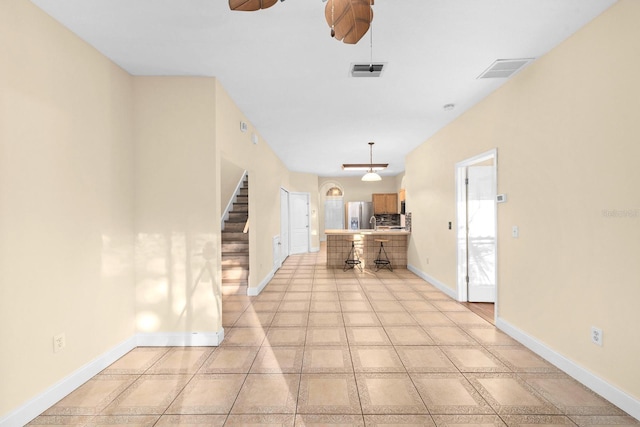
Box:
456;149;497;321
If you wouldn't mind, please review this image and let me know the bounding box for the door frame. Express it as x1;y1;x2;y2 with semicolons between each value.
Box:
455;149;498;309
279;187;290;266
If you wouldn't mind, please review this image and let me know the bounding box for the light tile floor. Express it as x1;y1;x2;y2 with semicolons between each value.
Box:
29;249;639;427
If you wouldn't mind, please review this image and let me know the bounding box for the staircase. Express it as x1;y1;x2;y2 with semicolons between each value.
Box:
221;176;249;295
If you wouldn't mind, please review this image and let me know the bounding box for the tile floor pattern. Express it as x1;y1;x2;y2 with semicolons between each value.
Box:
30;248;639;427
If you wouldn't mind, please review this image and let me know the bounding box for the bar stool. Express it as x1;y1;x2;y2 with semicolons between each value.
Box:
373;239;393;271
343;238;362;272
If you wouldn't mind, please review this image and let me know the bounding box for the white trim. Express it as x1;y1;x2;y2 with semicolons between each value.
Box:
496;317;640;420
455;148;498;308
0;329;228;427
136;329;224;347
280;187;290;264
0;336;137;427
221;170;248;230
407;265;458;300
456;148;498;168
310;246;320;253
247;268;276;296
455;164;468;301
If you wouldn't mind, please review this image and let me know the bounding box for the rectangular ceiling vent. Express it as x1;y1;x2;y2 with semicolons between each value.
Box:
351;63;385;78
477;58;534;79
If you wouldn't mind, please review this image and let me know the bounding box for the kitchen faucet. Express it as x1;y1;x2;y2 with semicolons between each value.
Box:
369;215;377;230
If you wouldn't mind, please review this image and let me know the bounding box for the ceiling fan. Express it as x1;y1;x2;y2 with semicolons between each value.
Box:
228;0;374;45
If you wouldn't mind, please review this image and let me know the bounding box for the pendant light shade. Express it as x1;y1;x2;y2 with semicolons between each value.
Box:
362;171;382;181
362;142;382;181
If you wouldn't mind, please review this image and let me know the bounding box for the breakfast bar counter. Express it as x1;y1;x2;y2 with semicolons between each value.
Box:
325;229;409;269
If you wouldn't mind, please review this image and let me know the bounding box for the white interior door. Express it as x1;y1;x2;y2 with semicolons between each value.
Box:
466;166;496;302
280;188;290;264
290;192;310;254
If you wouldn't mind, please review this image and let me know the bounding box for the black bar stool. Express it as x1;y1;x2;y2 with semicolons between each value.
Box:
373;239;393;271
343;238;362;272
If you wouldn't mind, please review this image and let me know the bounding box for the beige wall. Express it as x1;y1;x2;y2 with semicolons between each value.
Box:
0;1;325;420
216;80;283;285
0;0;136;416
133;77;220;334
215;82;316;287
405;0;640;400
10;0;637;417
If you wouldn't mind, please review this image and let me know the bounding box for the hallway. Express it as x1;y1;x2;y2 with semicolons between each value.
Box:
29;248;635;426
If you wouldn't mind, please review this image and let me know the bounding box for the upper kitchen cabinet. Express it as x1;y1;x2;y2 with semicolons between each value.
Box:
372;193;398;214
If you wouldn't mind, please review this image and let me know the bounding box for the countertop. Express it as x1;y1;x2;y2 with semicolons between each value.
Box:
325;229;410;236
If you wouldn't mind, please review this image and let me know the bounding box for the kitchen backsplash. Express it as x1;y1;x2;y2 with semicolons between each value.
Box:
374;213;400;226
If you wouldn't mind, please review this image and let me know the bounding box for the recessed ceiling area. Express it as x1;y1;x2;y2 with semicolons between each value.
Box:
28;0;617;177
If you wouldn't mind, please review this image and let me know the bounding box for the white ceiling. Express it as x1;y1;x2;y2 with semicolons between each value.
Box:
30;0;617;178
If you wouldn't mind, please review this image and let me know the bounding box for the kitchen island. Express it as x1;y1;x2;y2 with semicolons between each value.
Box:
325;229;410;269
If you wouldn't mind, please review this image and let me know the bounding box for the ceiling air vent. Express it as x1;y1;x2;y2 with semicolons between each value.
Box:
477;58;534;79
351;63;385;78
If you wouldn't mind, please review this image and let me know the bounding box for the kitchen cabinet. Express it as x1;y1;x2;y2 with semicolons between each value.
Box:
372;193;398;214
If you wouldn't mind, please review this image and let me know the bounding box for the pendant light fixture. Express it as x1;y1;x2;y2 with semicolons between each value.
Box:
362;142;382;181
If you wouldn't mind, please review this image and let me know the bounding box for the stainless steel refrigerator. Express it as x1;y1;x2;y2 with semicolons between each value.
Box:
346;202;374;230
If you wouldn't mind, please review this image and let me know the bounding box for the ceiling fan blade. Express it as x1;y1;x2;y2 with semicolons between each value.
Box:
325;0;373;44
229;0;278;12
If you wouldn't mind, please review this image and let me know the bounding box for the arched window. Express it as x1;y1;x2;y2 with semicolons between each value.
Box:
326;187;343;197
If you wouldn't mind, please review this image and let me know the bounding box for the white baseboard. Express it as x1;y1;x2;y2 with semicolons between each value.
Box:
0;336;137;427
310;246;320;253
0;329;226;427
247;269;275;296
496;317;640;421
407;264;458;300
136;329;224;347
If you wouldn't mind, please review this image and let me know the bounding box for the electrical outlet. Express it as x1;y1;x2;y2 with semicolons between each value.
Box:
512;226;519;238
53;333;66;353
591;326;603;346
425;257;429;264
